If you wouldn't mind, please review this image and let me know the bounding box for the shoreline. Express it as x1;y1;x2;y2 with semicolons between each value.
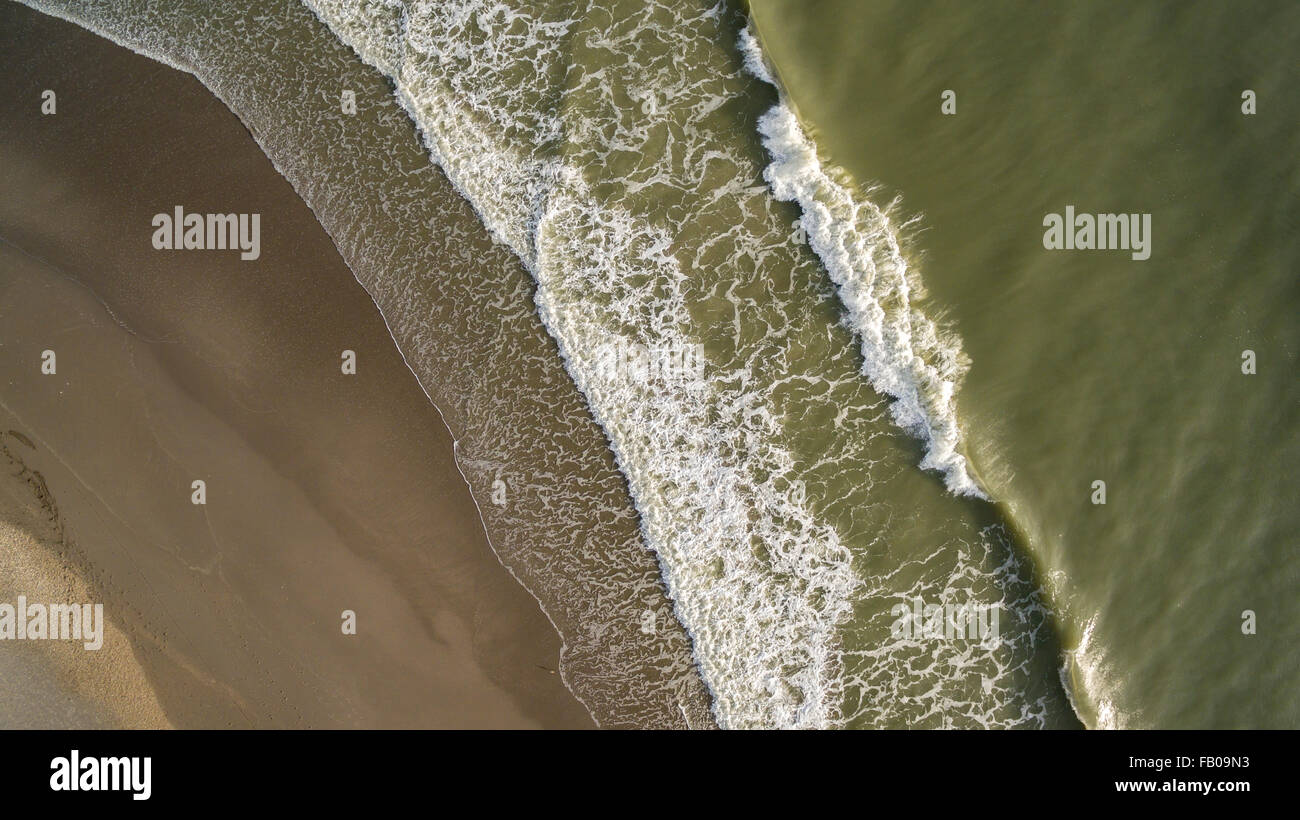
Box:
0;4;596;728
11;0;717;730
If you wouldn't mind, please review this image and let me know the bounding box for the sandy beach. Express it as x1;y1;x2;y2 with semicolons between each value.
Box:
0;3;594;728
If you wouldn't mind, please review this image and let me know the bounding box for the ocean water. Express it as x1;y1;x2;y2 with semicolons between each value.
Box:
298;0;1083;728
18;0;1077;729
749;0;1299;728
14;0;1291;729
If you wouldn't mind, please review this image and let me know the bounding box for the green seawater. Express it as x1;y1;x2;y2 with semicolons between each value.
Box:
19;0;1294;728
751;0;1300;727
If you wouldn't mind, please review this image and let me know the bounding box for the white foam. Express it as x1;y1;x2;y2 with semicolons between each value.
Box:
736;25;775;85
294;0;1062;729
739;26;987;499
22;0;1069;728
301;0;868;728
1064;614;1129;729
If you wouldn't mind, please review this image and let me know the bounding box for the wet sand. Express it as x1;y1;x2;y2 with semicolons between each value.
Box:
0;4;595;728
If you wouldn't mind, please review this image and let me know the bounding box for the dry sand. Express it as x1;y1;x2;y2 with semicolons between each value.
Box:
0;3;595;728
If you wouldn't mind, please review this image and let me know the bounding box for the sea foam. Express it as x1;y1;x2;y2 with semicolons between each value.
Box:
739;25;986;499
20;0;1069;729
297;0;1061;730
301;0;867;728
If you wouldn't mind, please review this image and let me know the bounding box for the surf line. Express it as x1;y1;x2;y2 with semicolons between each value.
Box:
151;206;261;260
